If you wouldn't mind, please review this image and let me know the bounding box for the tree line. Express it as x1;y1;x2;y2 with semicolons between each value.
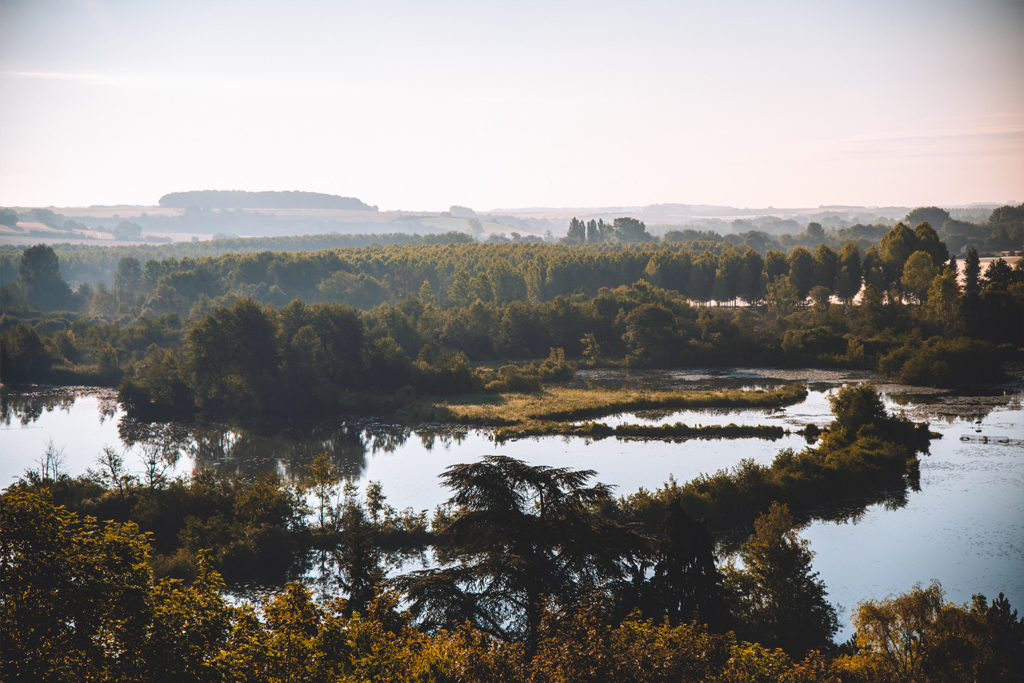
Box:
3;227;1021;411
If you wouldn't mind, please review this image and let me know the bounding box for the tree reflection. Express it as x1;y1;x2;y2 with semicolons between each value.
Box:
113;417;472;483
1;388;79;426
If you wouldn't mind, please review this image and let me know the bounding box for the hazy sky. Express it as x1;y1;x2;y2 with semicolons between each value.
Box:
1;0;1022;210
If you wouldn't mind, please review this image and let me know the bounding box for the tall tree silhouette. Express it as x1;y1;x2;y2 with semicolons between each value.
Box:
397;456;642;648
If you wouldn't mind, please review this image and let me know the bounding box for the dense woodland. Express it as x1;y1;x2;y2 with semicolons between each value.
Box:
2;210;1024;680
2;216;1022;419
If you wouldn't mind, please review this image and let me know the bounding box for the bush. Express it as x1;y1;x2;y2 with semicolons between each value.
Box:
879;337;1004;387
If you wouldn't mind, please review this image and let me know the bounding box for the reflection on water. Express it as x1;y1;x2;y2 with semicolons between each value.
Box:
1;370;1022;639
2;370;1020;488
1;386;116;427
115;417;434;482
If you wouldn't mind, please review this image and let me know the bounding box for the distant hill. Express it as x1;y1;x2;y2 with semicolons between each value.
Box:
158;190;377;211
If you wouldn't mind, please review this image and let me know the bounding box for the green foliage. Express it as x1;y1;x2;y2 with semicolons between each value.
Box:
879;337;1004;388
879;223;919;289
724;502;838;657
4;225;1019;406
617;384;930;535
1;489;153;681
900;250;938;303
398;456;641;645
0;322;53;382
846;581;1024;682
18;243;73;311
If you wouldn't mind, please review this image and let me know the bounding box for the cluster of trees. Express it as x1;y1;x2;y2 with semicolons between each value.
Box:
3;209;1019;317
564;216;655;244
3;218;1022;407
3;245;1021;403
4;386;1021;680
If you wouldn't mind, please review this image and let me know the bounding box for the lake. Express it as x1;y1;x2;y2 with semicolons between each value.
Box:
2;368;1022;638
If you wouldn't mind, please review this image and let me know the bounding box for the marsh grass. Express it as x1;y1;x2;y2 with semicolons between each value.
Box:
429;383;807;426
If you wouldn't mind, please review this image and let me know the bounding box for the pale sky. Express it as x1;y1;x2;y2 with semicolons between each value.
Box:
1;0;1022;211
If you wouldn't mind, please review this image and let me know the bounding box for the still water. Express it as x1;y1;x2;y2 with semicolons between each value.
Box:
2;368;1022;638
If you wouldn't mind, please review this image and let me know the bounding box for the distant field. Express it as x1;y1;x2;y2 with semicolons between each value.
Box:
37;207;184;218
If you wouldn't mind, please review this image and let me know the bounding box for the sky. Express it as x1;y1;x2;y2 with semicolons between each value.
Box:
1;0;1022;211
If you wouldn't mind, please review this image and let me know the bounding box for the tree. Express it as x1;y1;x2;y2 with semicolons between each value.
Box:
900;250;938;303
397;457;641;647
737;248;765;304
905;207;950;233
850;581;945;682
1;489;154;681
763;249;788;282
805;222;825;241
960;247;982;332
826;382;887;444
982;258;1017;292
18;244;72;310
925;269;960;334
114;256;143;310
862;246;886;291
765;276;799;315
646;498;730;629
612;217;652;243
836;242;862;303
565;217;586;244
623;303;683;366
580;332;601;365
303;453;343;531
0;323;52;382
811;244;839;293
712;248;743;305
879;223;919;289
912;221;948;268
688;251;718;305
333;485;386;616
787;247;814;300
723;502;838;657
89;446;133;496
147;553;235;680
187;298;281;417
963;247;981;299
644;250;691;293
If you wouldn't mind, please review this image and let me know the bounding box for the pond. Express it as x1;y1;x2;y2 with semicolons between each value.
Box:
2;368;1022;638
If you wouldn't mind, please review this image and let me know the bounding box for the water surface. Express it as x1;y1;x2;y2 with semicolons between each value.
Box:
3;369;1021;639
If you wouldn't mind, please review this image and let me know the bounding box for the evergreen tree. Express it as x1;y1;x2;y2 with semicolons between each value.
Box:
723;502;838;657
961;247;981;332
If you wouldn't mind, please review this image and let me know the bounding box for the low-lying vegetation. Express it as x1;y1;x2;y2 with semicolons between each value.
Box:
426;383;807;426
